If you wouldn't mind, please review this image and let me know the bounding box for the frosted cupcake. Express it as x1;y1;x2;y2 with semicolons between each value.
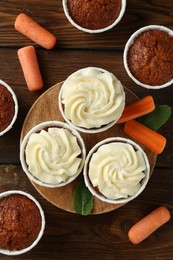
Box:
59;67;125;133
20;121;86;188
84;137;150;204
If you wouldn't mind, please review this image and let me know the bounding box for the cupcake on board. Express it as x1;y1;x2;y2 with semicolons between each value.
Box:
20;121;86;188
59;67;125;133
84;137;150;205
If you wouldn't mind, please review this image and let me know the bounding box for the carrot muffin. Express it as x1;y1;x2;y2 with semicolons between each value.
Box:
127;30;173;86
20;121;86;188
0;194;41;251
25;127;82;185
67;0;121;30
84;137;150;204
0;84;15;132
60;67;125;132
88;142;147;199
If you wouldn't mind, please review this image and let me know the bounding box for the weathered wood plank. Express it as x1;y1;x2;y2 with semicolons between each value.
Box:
0;48;172;166
0;1;173;258
0;0;172;49
0;165;173;259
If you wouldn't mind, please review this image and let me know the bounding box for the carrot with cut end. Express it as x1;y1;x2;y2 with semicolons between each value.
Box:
15;13;56;50
18;46;43;91
124;120;166;154
128;206;171;244
118;96;155;124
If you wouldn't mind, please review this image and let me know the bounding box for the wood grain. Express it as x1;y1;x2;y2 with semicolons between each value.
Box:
0;49;172;167
19;82;156;214
0;0;172;49
0;164;173;260
0;0;173;258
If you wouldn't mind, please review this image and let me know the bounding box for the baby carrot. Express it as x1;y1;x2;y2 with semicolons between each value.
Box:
14;13;56;50
124;120;166;154
118;96;155;124
18;46;43;91
128;206;171;244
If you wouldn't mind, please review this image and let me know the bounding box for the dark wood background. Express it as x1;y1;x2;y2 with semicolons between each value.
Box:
0;0;173;259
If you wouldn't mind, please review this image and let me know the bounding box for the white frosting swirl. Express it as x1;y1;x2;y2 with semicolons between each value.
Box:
25;127;82;185
88;142;146;200
61;68;125;129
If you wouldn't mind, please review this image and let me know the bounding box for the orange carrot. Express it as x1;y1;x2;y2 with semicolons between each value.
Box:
118;96;155;124
124;120;166;154
14;13;56;49
128;206;171;244
17;46;43;91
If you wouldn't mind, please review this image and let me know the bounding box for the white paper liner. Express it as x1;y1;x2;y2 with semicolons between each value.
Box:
0;79;18;136
20;121;86;188
0;190;45;256
83;137;150;205
123;25;173;89
62;0;126;34
58;67;125;134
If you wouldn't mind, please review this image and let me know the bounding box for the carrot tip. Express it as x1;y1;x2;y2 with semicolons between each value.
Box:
14;13;56;49
128;206;171;244
118;96;155;124
124;120;167;154
17;45;43;91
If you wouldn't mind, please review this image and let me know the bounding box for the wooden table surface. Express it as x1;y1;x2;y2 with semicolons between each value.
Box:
0;0;173;259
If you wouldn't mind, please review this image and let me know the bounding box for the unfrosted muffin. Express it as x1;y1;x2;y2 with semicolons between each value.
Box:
124;25;173;89
0;80;18;136
59;67;125;133
67;0;121;30
63;0;126;33
20;121;86;187
84;137;150;204
0;190;45;256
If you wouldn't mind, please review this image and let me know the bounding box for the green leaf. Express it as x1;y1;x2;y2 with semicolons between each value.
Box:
73;179;93;216
138;105;171;131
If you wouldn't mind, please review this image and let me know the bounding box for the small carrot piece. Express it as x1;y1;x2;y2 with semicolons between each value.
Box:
17;46;43;91
124;120;166;154
14;13;56;49
128;206;171;244
118;96;155;124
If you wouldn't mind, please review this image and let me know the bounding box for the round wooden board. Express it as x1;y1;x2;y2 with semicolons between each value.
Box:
20;82;157;214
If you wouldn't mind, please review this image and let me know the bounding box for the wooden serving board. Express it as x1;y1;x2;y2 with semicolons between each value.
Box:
20;82;157;214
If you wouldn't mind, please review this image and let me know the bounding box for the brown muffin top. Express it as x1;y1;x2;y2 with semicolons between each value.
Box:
0;84;15;132
127;30;173;86
0;194;41;251
67;0;121;30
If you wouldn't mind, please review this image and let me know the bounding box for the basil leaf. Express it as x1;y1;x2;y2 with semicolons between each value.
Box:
73;179;93;215
138;105;171;131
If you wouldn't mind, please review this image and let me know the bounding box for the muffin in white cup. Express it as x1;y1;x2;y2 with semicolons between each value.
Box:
0;79;18;136
84;137;150;204
123;25;173;89
20;121;86;188
59;67;125;134
62;0;126;33
0;190;45;256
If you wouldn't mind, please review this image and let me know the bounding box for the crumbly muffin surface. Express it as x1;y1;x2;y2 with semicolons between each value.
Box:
127;30;173;86
67;0;121;30
0;194;41;251
0;85;15;132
